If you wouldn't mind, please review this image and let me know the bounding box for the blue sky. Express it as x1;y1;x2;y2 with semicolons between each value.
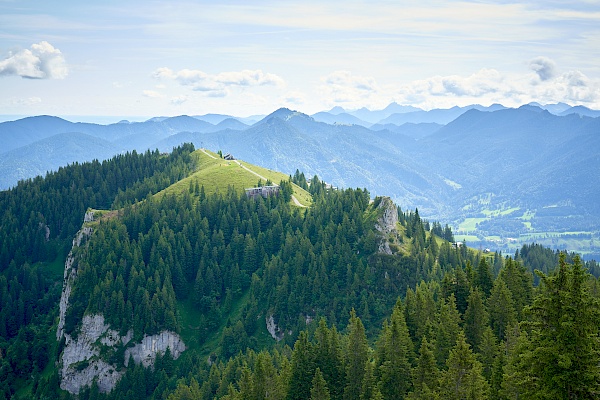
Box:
1;0;599;120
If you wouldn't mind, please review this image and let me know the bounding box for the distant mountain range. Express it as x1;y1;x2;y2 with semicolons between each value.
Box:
1;102;599;255
309;101;594;127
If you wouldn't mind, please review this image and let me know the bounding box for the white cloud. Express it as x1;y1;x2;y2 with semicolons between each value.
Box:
142;90;163;98
319;71;381;104
214;70;284;87
170;95;188;105
153;67;177;80
390;63;600;109
0;41;68;79
530;56;557;81
12;96;42;106
206;90;228;98
153;67;285;96
548;70;599;103
403;69;509;99
282;91;306;105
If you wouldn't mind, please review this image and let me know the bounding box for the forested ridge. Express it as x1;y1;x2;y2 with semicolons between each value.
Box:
0;143;599;399
0;144;196;397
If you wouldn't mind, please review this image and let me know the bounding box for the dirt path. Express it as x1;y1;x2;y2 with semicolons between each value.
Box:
235;160;268;181
205;150;308;208
200;148;218;159
292;195;307;208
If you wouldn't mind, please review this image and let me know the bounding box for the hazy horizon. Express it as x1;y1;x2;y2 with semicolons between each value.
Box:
1;1;599;118
0;99;595;125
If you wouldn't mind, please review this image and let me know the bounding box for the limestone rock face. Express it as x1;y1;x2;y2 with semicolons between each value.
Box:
59;313;186;394
59;315;126;394
83;210;94;222
124;331;186;368
374;196;398;254
266;315;284;341
57;225;93;341
57;212;186;394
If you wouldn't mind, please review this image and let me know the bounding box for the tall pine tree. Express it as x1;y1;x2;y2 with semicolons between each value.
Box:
375;299;413;399
344;309;369;400
439;331;489;400
519;254;600;398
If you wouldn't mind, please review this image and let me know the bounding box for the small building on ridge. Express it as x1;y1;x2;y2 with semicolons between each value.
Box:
245;185;280;199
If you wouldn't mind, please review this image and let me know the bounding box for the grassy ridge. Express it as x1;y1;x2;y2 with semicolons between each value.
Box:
157;149;312;207
164;149;316;360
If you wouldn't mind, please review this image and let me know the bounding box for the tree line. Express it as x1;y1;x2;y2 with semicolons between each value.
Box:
0;144;196;399
2;143;598;399
164;253;600;400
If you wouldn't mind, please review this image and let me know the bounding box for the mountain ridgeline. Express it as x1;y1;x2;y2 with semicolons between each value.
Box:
1;103;599;258
0;144;599;399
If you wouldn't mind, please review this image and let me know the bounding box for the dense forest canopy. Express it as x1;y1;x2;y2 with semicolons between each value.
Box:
0;143;598;400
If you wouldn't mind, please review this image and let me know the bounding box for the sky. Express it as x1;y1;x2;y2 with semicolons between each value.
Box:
1;0;599;121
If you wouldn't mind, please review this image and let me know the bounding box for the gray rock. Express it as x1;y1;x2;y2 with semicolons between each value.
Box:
266;314;284;341
57;213;186;394
124;331;186;368
59;314;124;394
375;197;398;254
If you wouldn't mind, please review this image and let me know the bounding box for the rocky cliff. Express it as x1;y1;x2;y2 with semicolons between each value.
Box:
57;211;186;394
56;212;94;341
125;331;186;368
374;197;399;254
59;315;127;393
266;314;284;341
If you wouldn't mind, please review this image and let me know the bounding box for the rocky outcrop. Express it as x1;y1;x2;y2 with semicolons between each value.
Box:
38;222;50;241
374;196;398;254
266;315;284;341
125;331;186;367
83;210;95;222
60;314;186;394
57;224;93;341
59;315;126;394
59;313;186;394
375;196;398;235
57;211;186;394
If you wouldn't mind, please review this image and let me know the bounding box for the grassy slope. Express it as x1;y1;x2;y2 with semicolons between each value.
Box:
156;149;312;206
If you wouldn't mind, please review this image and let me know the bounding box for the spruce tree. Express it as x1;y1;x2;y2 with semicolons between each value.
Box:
434;294;462;367
344;309;368;400
519;254;600;398
360;361;376;400
498;258;532;319
409;337;439;398
477;327;497;382
463;288;489;352
375;299;413;399
439;331;489;400
253;351;284;400
500;324;530;400
454;267;471;314
314;319;344;400
487;277;516;341
311;368;331;400
287;331;315;400
475;257;494;296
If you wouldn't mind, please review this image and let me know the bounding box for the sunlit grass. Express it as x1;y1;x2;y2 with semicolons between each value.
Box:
457;218;486;233
156;149;312;207
481;207;520;217
454;234;481;242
